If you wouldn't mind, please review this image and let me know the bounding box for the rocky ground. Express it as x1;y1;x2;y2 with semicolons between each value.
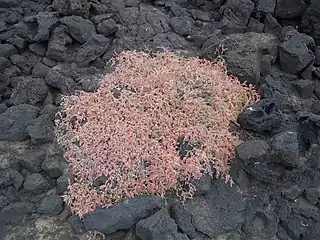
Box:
1;0;320;239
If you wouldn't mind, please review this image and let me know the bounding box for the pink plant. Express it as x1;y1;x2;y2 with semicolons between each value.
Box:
55;50;259;217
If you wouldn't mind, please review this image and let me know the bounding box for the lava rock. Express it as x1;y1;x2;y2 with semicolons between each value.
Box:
0;201;35;226
26;114;54;144
305;186;320;205
97;19;118;37
42;57;57;68
201;32;278;85
20;148;46;173
0;57;11;72
39;104;59;120
83;195;164;235
169;16;194;37
136;208;189;240
303;222;320;240
0;103;7;113
315;46;320;66
23;173;49;193
4;216;79;239
0;0;19;8
237;99;283;133
0;73;9;94
11;77;49;105
32;62;50;78
192;173;212;196
9;54;36;75
0;169;24;190
279;27;315;75
46;25;73;62
56;175;68;194
281;214;311;239
297;112;320;149
45;66;77;94
0;104;39;141
242;209;278;239
290;79;314;99
301;1;320;45
29;43;47;56
292;197;320;220
68;215;86;234
118;7;139;25
220;0;254;34
7;35;27;49
264;13;282;37
60;15;96;44
42;144;67;179
275;0;308;19
52;0;90;17
247;17;264;33
255;0;276;14
271;131;300;167
281;185;303;200
76;33;111;67
0;43;17;58
38;195;64;216
15;12;59;42
236;140;270;161
172;180;245;238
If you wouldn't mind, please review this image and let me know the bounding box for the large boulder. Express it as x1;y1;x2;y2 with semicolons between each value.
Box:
83;195;164;235
0;105;39;141
201;31;278;85
15;12;59;42
172;180;246;239
220;0;254;34
275;0;308;19
60;15;96;44
301;1;320;45
279;27;315;75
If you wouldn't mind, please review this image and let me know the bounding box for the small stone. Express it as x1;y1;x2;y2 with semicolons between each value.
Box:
38;195;64;216
97;19;118;37
32;62;50;78
42;57;57;67
281;185;303;200
315;46;320;66
0;201;35;225
293;197;320;220
56;175;68;194
39;104;58;120
23;173;49;193
27;114;55;144
42;144;67;178
236;140;270;161
0;43;17;58
0;57;11;72
247;17;264;33
68;215;86;234
290;79;314;99
20;149;46;173
136;208;189;240
0;103;7;113
8;35;27;49
271;131;300;166
29;43;47;56
305;187;320;205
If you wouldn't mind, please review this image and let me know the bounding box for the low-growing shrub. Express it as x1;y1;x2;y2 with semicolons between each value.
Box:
55;50;259;217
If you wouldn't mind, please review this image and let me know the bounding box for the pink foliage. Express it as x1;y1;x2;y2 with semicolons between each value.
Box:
55;50;259;217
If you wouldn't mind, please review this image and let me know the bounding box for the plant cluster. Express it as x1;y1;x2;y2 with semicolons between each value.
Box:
55;50;259;217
